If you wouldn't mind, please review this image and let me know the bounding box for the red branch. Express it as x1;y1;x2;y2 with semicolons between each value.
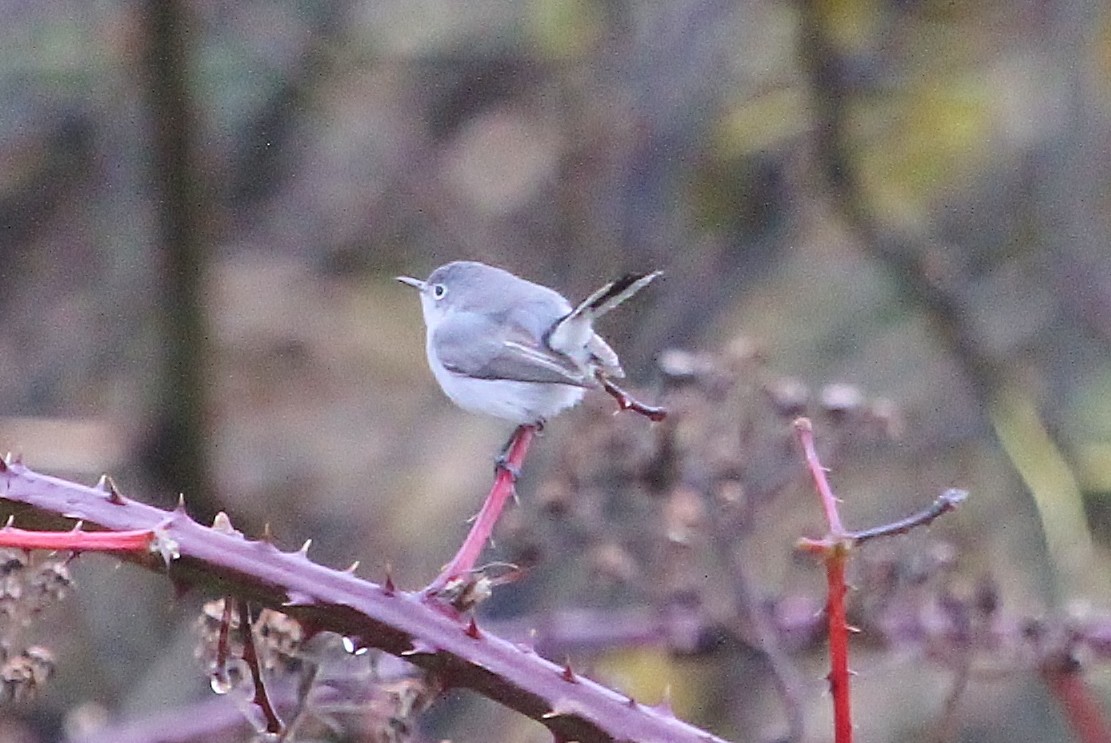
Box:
1043;665;1111;743
0;524;155;553
425;425;536;594
794;417;853;743
794;418;968;743
824;550;852;743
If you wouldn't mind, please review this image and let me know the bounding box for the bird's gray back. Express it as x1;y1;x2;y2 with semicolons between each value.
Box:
430;261;571;338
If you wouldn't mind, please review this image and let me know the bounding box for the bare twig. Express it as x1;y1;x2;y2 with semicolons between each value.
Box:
237;601;283;734
850;489;968;545
597;374;667;422
1042;661;1111;743
795;418;969;743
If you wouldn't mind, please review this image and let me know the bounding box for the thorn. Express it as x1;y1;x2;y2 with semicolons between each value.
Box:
95;474;125;504
846;624;862;634
174;494;188;515
70;520;85;532
383;567;396;595
297;539;312;557
344;560;360;574
400;639;437;656
560;660;577;683
2;515;13;529
464;617;481;639
4;452;22;467
211;511;235;534
261;522;274;543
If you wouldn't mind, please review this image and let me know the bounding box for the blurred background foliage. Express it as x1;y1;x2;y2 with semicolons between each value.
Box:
1;0;1111;741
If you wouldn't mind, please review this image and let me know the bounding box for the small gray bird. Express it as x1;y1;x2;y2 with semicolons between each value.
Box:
397;261;659;426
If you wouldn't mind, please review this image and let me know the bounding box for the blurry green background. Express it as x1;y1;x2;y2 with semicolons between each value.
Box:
2;1;1111;741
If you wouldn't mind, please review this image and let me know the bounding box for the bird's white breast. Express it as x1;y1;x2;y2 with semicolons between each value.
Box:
425;335;584;425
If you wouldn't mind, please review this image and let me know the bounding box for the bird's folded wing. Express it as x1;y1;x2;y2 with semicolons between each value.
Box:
433;315;590;387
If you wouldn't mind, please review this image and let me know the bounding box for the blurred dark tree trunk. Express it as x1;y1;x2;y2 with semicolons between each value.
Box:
139;0;217;522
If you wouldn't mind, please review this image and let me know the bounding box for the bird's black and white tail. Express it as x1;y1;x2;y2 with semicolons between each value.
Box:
547;271;660;379
565;271;661;322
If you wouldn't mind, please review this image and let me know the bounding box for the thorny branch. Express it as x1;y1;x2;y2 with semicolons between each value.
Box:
794;418;967;743
0;456;729;743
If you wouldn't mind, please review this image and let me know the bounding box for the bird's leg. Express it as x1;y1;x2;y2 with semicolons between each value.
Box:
493;419;543;482
424;424;537;597
596;372;667;421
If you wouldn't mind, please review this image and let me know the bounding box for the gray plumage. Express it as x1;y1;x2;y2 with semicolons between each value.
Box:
397;261;658;425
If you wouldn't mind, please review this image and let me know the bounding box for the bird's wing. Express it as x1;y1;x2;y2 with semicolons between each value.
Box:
433;312;590;387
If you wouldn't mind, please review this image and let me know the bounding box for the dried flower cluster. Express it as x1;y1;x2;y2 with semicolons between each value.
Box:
503;343;901;609
195;599;433;742
0;548;70;702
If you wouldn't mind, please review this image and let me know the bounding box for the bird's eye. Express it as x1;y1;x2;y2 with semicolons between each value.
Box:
431;283;447;299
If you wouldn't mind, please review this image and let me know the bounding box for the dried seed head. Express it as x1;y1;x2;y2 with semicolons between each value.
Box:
588;542;639;585
764;378;810;418
255;609;304;674
29;561;73;606
0;576;22;604
819;383;865;419
0;552;28;577
664;487;706;545
363;676;437;740
0;646;54;702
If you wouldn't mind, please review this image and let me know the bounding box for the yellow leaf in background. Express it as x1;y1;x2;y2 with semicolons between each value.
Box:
527;0;605;60
717;89;808;159
814;0;882;52
992;385;1094;596
857;75;993;217
594;648;701;717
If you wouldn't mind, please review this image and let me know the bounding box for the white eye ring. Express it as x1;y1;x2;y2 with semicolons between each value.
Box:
431;283;447;299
